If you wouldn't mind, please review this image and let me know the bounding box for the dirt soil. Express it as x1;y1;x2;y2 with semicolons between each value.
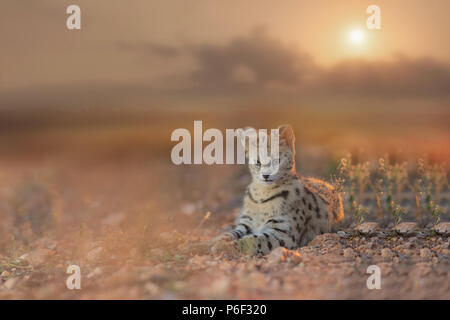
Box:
0;156;448;299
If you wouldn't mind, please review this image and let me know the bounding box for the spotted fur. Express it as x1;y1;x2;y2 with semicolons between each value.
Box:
217;124;344;255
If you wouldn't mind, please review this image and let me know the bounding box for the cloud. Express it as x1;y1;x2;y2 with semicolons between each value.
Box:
2;30;450;113
190;30;318;91
318;55;450;98
186;31;450;99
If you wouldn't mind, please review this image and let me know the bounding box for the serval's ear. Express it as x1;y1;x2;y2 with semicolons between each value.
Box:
277;124;295;152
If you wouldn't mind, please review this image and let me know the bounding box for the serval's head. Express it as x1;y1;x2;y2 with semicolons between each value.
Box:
238;124;296;185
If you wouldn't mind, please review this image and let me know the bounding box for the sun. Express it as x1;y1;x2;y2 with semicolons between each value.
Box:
349;29;365;45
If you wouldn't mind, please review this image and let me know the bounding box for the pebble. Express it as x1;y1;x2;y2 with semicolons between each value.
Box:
381;248;393;258
420;248;432;258
402;249;413;257
356;222;378;235
365;241;376;249
343;248;356;258
432;222;450;236
337;231;350;238
394;222;418;235
1;270;10;277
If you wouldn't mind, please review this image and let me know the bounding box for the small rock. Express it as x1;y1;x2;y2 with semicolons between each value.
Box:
4;278;18;290
402;249;413;257
381;248;393;258
356;222;378;235
343;248;356;258
18;254;28;261
337;231;350;238
309;233;339;246
1;270;10;277
420;248;432;258
374;231;388;238
394;222;418;235
432;222;450;236
415;231;427;239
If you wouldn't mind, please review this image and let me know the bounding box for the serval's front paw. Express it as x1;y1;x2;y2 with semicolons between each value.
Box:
238;236;258;255
211;238;240;257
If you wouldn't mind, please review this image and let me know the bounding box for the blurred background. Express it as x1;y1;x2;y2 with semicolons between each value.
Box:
1;0;449;161
0;0;449;299
1;0;449;227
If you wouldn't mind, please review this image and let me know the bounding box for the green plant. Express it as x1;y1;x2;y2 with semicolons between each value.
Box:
431;203;445;226
390;201;406;226
332;155;447;228
368;158;387;222
412;159;425;222
351;201;369;226
412;159;448;225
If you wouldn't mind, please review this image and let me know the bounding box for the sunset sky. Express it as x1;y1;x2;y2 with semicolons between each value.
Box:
1;0;450;112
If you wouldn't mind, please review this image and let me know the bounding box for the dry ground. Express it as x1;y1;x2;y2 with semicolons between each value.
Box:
0;152;448;300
